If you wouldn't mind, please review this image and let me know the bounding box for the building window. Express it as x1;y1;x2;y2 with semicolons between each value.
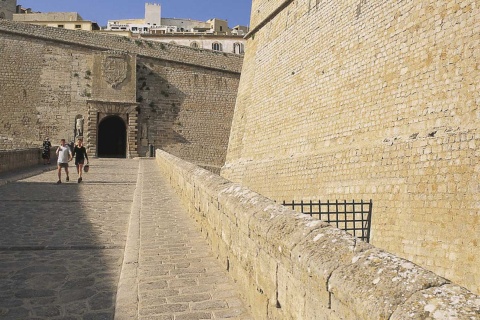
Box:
212;42;222;51
190;41;199;48
58;25;64;28
131;27;137;31
233;42;244;54
220;26;223;32
75;24;81;29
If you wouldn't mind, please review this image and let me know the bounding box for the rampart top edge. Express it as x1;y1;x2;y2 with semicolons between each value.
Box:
0;19;243;74
245;0;293;39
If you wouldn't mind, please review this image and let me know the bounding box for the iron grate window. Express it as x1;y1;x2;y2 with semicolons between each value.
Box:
282;199;373;243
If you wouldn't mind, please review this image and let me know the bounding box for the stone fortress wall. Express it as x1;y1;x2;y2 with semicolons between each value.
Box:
157;150;480;319
223;0;480;294
0;19;242;171
0;0;16;20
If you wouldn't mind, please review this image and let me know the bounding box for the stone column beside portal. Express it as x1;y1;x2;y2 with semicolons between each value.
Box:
127;109;139;158
86;108;98;157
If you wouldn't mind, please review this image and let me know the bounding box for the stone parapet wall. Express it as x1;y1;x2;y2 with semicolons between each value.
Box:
0;20;243;74
0;148;43;174
224;0;480;293
0;30;95;149
155;150;480;319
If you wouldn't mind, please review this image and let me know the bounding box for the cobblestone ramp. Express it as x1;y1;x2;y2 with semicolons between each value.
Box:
0;159;138;319
0;159;252;319
116;159;252;320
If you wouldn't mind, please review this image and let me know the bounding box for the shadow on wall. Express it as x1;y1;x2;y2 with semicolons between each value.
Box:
136;61;188;157
0;159;135;318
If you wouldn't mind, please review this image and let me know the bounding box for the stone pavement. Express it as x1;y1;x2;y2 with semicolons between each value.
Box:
0;158;252;319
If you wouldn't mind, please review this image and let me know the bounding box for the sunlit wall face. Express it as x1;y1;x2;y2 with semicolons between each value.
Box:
224;0;480;295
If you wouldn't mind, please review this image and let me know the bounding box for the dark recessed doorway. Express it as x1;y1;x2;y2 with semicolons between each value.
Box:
97;116;127;158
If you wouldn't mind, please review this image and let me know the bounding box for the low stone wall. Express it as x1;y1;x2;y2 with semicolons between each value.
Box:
156;149;480;319
0;148;43;174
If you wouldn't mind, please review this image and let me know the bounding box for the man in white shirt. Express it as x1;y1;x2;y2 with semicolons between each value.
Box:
56;138;73;184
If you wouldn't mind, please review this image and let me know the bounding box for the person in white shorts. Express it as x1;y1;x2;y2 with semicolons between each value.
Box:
56;138;73;184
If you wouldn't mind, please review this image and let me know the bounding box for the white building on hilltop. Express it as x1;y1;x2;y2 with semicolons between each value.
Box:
13;11;100;31
105;3;248;54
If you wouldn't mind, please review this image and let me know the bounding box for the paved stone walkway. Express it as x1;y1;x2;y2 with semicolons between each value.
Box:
0;158;251;319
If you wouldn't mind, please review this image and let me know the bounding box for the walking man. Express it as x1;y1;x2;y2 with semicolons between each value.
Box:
56;138;72;184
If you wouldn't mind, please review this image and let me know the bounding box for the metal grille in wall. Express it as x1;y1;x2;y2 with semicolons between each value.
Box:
282;199;373;243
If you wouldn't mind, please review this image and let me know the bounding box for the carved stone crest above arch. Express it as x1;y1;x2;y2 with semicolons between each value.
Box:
92;51;136;102
102;53;128;88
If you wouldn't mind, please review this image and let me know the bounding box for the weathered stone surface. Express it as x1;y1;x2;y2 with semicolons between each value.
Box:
391;284;480;320
223;0;480;296
156;149;480;319
329;249;448;319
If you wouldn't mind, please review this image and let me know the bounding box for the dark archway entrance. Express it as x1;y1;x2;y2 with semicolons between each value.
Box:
97;116;127;158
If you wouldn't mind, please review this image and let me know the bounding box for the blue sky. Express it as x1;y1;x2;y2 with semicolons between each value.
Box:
18;0;252;28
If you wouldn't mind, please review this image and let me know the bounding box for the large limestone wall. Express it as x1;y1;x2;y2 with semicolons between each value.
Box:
223;0;480;293
0;30;95;148
0;0;16;20
156;150;480;319
136;57;239;172
0;28;135;152
0;19;241;169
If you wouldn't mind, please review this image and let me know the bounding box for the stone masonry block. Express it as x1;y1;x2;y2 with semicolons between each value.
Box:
276;263;305;319
265;209;329;271
390;283;480;319
329;248;449;319
291;225;372;307
229;229;259;275
223;190;273;239
218;184;265;228
252;248;277;310
303;279;341;320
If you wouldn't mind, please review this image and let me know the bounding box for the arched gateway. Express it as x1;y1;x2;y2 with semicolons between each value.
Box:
98;116;127;158
86;100;139;158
